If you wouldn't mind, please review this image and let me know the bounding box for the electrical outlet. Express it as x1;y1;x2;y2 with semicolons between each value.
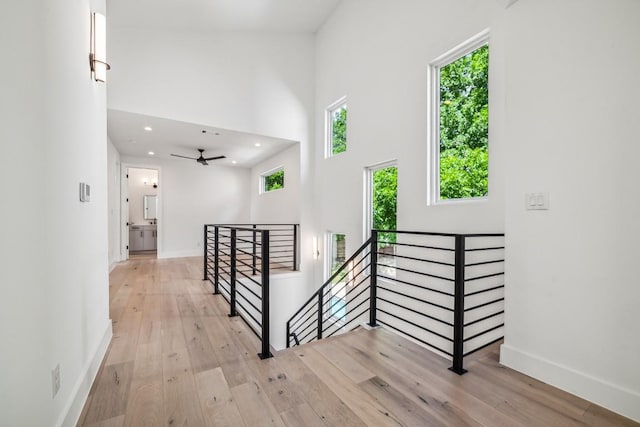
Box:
52;364;60;398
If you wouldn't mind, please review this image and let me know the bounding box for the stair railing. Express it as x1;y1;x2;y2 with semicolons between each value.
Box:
286;229;505;375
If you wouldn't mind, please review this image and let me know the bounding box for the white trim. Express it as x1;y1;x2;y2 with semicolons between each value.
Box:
500;344;640;423
427;29;490;206
325;96;347;158
58;320;113;427
158;249;202;259
260;166;285;194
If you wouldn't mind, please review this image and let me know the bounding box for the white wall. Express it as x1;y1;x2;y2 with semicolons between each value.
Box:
314;0;505;274
250;144;301;223
107;137;121;268
0;0;111;426
127;167;158;225
500;0;640;421
108;27;319;290
121;156;251;258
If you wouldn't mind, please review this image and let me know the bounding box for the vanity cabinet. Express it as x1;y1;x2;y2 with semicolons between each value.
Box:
129;225;157;251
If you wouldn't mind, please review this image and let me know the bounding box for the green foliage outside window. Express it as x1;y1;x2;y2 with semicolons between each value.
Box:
373;166;397;244
264;169;284;192
332;106;347;155
439;44;489;199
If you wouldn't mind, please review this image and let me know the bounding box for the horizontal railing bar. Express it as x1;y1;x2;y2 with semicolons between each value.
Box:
236;290;262;317
465;298;504;312
377;297;454;327
377;319;453;357
465;259;505;267
463;323;504;343
322;281;370;319
219;290;230;304
291;312;318;338
378;308;453;342
377;263;455;282
377;274;455;297
375;229;459;237
463;336;504;357
235;298;262;327
235;309;262;340
236;276;262;297
376;241;455;252
321;261;371;300
236;248;261;259
289;303;317;329
205;223;299;227
378;285;454;312
464;310;504;327
298;326;319;345
465;272;505;282
323;297;370;333
465;246;505;252
321;273;371;315
326;308;369;338
286;238;372;323
377;252;455;267
464;285;504;297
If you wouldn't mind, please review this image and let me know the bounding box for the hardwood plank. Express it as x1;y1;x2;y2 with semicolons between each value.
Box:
162;348;206;427
83;362;134;425
231;381;286;427
161;316;187;353
244;356;306;413
181;316;219;373
297;346;403;427
194;367;245;427
280;403;326;427
84;415;125;427
313;339;375;384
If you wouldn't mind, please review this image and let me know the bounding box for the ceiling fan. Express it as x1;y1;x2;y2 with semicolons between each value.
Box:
170;148;226;166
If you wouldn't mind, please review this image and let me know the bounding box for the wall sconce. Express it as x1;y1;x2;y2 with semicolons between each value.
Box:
90;12;110;82
312;236;320;260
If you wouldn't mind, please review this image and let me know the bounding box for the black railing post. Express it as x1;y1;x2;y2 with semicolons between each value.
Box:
450;234;467;375
368;230;378;327
317;292;323;340
229;228;237;317
203;225;208;281
213;226;219;295
286;321;290;349
259;229;273;359
293;224;298;271
252;224;257;275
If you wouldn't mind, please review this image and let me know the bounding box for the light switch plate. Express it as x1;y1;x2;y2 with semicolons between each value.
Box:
525;192;549;210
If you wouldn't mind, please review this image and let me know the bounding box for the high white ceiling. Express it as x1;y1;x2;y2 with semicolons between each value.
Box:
108;110;297;168
107;0;342;32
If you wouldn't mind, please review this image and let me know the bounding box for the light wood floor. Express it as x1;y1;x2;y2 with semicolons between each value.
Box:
78;256;638;426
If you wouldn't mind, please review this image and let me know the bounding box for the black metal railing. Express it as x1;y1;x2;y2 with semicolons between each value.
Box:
203;223;299;359
286;229;504;375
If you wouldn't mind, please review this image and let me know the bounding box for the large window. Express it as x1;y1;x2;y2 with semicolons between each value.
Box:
429;31;489;203
261;168;284;193
325;97;347;157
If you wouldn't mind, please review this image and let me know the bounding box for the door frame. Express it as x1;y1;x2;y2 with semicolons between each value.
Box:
121;163;163;260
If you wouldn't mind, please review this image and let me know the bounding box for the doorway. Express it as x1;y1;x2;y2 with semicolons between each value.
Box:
122;166;159;260
365;161;398;276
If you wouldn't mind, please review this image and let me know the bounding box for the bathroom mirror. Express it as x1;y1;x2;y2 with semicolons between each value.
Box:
143;195;158;220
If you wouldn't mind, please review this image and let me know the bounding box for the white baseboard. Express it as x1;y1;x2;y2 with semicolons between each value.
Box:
58;320;113;427
158;249;202;259
500;343;640;423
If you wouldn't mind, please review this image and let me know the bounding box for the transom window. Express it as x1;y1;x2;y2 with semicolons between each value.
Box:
325;97;347;158
261;167;284;193
429;30;489;203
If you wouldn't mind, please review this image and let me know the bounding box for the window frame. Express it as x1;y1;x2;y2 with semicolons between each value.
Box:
324;231;347;322
325;96;348;158
427;29;490;205
260;166;285;194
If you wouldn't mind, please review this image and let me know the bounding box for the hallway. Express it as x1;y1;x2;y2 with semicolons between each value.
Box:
78;257;638;426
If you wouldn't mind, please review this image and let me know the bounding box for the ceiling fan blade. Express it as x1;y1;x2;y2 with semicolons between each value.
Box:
201;160;209;166
171;154;197;160
203;155;226;161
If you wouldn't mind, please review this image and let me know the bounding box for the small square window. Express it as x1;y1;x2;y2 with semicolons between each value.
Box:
325;97;347;157
261;168;284;193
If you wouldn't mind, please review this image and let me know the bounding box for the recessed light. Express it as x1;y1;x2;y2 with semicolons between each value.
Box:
232;160;237;164
148;151;155;155
144;126;152;131
255;143;261;147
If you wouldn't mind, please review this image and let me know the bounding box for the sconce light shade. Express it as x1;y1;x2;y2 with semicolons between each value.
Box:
90;12;110;82
312;236;320;260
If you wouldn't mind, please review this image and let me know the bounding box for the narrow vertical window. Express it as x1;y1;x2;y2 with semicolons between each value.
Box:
325;97;347;157
261;168;284;193
326;232;346;319
429;31;489;203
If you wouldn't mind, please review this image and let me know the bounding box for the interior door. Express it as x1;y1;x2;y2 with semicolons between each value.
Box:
121;166;129;260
